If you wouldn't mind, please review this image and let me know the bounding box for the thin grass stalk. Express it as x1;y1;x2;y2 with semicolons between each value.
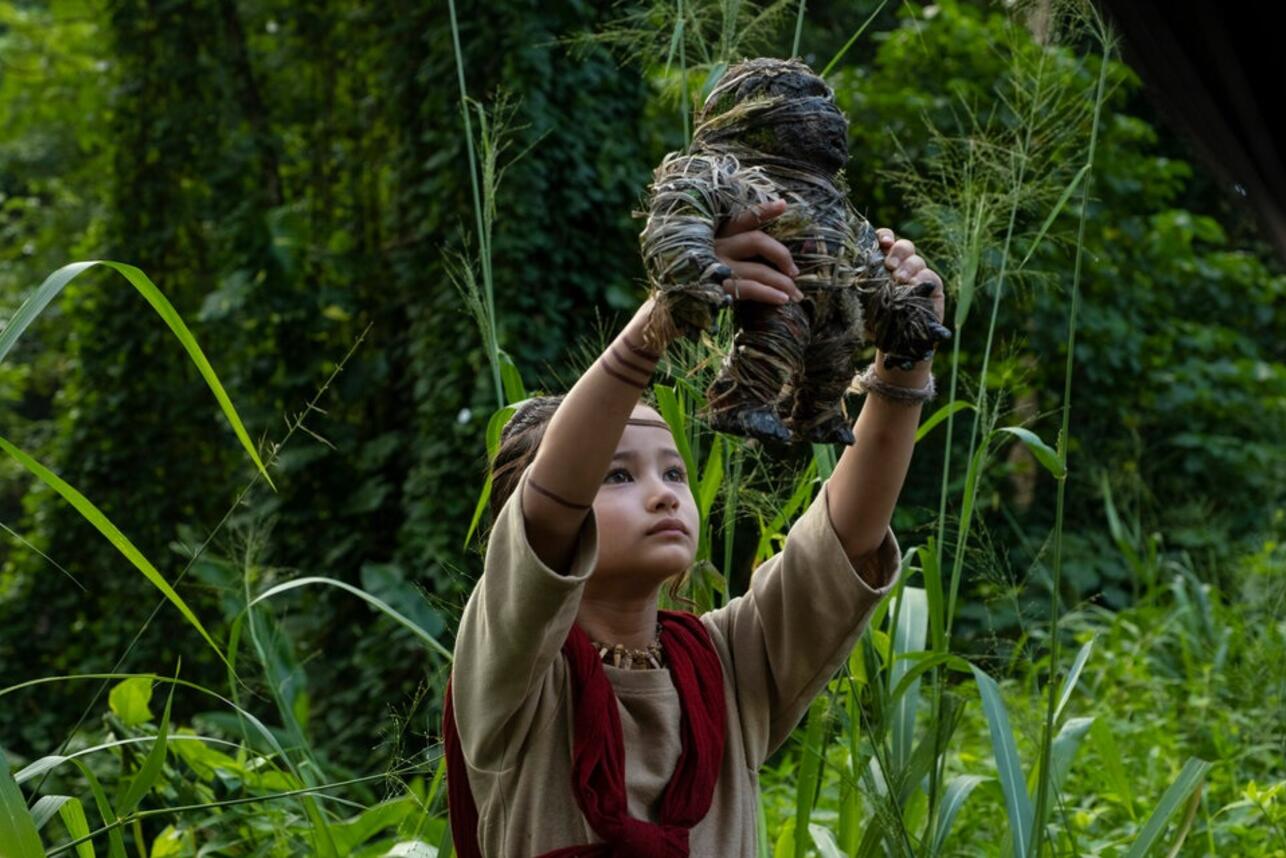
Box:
446;0;502;407
679;0;690;144
945;46;1049;640
1029;17;1111;854
930;42;1057;848
791;0;805;56
924;175;985;853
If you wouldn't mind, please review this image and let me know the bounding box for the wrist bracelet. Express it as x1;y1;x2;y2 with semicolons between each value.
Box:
849;362;937;406
600;335;662;390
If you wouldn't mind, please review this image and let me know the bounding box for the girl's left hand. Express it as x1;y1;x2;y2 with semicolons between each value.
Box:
875;227;946;325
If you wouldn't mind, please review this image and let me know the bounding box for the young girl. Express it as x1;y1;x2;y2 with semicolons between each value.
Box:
443;200;946;855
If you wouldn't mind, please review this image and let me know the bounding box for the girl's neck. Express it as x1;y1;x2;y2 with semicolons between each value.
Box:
576;592;660;651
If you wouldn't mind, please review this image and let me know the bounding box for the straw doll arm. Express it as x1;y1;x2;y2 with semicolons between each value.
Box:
638;152;780;349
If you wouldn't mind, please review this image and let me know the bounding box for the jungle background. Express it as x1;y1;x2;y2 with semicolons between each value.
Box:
1;0;1283;855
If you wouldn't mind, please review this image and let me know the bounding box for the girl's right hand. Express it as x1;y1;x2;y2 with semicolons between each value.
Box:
714;199;804;305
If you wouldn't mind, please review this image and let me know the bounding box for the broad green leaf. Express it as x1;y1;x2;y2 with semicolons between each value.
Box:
0;436;227;668
971;664;1034;858
149;826;183;857
383;843;436;857
0;751;45;858
331;795;418;854
117;665;179;816
108;678;153;728
0;261;273;489
996;426;1065;479
888;651;973;703
1122;758;1212;858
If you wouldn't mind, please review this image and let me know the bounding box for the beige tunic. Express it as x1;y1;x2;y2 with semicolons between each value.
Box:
450;461;901;856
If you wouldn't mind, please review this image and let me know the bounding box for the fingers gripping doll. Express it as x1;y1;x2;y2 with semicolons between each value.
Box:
637;57;952;446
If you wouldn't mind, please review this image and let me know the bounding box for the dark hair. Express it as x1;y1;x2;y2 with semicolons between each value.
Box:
485;392;697;611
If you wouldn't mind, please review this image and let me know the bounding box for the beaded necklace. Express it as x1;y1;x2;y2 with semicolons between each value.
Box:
590;622;665;670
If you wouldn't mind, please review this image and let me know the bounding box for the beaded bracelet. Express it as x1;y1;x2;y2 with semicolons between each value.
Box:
849;362;937;406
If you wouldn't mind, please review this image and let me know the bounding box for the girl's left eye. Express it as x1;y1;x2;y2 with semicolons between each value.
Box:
605;466;687;483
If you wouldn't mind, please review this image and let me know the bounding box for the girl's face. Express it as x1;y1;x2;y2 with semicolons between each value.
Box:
587;405;699;598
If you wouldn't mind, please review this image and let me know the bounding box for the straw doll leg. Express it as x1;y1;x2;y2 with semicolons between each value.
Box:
702;297;809;445
783;288;864;446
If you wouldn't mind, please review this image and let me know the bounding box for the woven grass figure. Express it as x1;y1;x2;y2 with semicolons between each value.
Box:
638;58;951;446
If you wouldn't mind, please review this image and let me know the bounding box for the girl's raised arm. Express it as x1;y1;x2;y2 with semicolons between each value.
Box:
522;297;668;574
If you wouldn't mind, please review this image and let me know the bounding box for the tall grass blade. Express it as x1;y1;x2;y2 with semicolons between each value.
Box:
1122;758;1212;858
654;384;696;487
1089;716;1135;820
819;0;887;77
792;695;830;858
0;748;44;858
754;459;817;564
915;400;974;444
116;665;179;816
30;797;69;832
465;404;520;549
242;576;453;661
1053;637;1094;723
889;588;928;773
0;436;227;668
1016;163;1091;272
970;664;1033;858
497;348;526;404
56;798;94;858
931;774;988;855
71;761;124;858
0;261;273;488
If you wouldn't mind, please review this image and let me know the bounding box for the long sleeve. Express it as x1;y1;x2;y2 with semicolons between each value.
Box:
450;461;600;773
703;474;901;768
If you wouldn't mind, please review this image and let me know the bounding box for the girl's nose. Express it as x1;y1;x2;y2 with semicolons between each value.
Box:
649;482;681;511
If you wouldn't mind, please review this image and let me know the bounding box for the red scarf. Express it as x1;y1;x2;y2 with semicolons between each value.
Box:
442;609;726;856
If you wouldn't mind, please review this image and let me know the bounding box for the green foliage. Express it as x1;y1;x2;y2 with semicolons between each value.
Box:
1;0;1283;854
